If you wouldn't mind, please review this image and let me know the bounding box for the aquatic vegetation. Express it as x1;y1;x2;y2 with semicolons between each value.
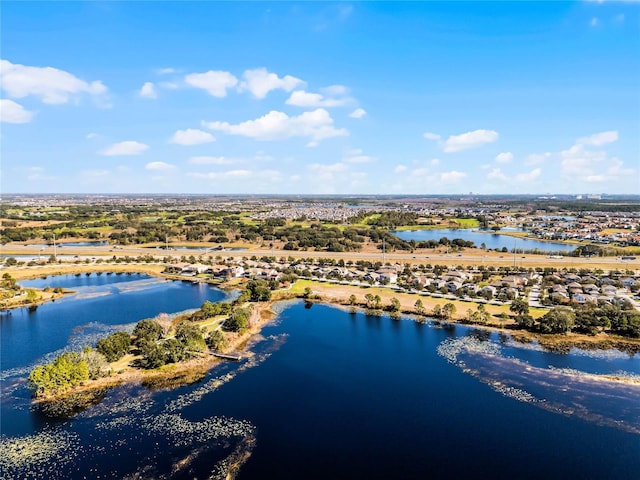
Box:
436;336;640;434
0;430;81;479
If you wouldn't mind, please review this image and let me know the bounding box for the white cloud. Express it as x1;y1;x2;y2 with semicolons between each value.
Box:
495;152;513;164
99;141;149;156
86;132;99;139
442;129;499;153
81;169;109;178
560;143;632;181
139;82;157;99
184;70;238;97
439;171;467;182
430;158;440;166
286;85;352;108
590;17;600;27
145;161;176;171
157;67;177;75
526;152;551;165
188;156;234;165
159;81;179;90
577;130;618;146
170;128;215;146
344;148;375;163
27;166;56;181
487;168;508;181
423;132;441;141
515;168;541;182
349;108;367;119
239;68;304;99
203;108;348;146
0;99;34;123
187;170;264;180
0;59;107;105
394;165;408;173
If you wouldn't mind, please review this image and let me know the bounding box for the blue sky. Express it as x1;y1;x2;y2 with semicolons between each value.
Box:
1;1;638;194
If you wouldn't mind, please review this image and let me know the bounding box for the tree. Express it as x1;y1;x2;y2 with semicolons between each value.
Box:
96;331;131;362
175;322;206;353
224;307;250;332
373;295;382;310
364;293;375;309
163;338;187;363
348;294;357;306
432;304;442;318
206;330;228;352
245;279;272;301
133;319;164;347
302;287;313;299
28;352;90;397
389;297;401;312
539;307;575;334
80;346;109;379
442;303;456;321
138;340;166;369
510;298;529;316
27;289;38;303
414;299;425;315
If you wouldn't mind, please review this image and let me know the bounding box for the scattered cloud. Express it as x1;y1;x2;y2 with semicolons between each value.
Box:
423;132;441;141
439;170;467;182
344;148;375;163
526;152;552;165
286;85;352;108
0;59;107;105
394;165;408;173
349;108;367;119
487;168;508;181
188;170;251;180
138;82;157;99
590;17;600;27
424;129;498;153
0;99;34;123
99;141;149;156
495;152;513;164
516;168;542;182
188;156;234;165
145;161;176;171
157;67;177;75
203;108;348;146
80;169;109;178
239;68;304;99
443;129;499;153
577;130;618;146
86;132;99;140
184;70;238;97
27;166;56;181
170;128;215;146
430;158;441;166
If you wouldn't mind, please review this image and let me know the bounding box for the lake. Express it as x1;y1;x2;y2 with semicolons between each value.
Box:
393;228;575;252
1;274;638;479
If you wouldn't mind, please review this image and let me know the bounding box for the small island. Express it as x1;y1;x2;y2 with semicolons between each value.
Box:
27;279;275;417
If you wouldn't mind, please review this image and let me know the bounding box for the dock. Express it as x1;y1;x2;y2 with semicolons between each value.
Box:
211;352;243;361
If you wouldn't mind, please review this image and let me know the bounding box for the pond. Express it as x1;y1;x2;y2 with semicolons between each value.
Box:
393;228;575;252
1;275;638;479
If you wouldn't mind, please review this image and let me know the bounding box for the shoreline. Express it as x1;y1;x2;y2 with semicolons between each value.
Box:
8;265;640;353
32;301;276;413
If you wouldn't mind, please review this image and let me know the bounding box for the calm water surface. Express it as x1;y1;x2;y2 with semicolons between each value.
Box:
1;275;638;479
393;228;574;252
